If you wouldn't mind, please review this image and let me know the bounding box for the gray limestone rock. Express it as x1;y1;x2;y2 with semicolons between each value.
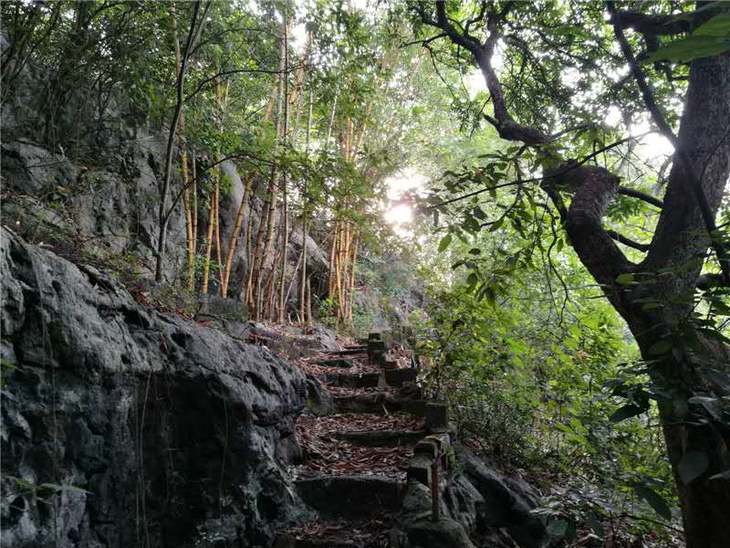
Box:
0;228;308;547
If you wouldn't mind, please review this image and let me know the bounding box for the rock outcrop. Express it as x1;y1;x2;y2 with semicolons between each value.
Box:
0;228;308;547
398;436;549;548
0;44;329;296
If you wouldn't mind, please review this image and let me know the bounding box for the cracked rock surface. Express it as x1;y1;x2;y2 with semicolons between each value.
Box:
1;228;307;547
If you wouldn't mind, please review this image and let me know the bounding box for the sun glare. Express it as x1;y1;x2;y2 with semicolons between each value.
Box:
383;168;427;235
385;204;413;225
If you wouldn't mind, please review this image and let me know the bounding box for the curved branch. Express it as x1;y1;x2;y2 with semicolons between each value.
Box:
184;65;298;103
434;1;481;53
427;136;634;210
561;165;634;297
421;1;549;145
617;186;664;208
607;230;651;252
609;10;690;36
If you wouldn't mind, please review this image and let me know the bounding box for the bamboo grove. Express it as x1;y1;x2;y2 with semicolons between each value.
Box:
0;0;425;327
144;1;410;326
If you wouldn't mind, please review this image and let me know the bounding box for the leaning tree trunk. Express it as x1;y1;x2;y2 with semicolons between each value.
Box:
628;52;730;546
641;339;730;548
559;50;730;547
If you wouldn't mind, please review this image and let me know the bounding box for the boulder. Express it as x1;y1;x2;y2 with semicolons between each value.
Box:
0;229;308;547
405;518;476;548
1;140;77;194
305;376;335;416
455;446;548;548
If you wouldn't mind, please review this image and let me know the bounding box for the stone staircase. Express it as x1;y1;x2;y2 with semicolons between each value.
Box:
275;333;435;547
277;332;550;548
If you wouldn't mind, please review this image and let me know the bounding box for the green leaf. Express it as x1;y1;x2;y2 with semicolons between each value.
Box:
647;35;730;63
634;485;672;521
488;218;503;232
438;234;452;253
694;14;730;37
616;273;635;285
38;483;91;495
468;248;481;255
610;404;645;423
678;451;709;484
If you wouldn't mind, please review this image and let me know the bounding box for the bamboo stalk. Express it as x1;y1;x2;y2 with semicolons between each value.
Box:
347;235;359;323
277;10;290;323
214;181;222;295
220;176;251;297
306;276;312;325
201;183;216;295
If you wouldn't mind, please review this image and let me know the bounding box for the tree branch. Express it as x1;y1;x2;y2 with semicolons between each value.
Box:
185;65;301;103
609;9;691;36
427;136;634;210
418;1;549;145
607;230;650;252
434;1;482;53
617;186;664;208
562;165;634;299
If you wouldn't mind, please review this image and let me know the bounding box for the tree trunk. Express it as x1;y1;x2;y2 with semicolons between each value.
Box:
643;345;730;548
154;1;205;282
558;50;730;546
200;180;218;295
299;68;314;325
245;19;286;320
277;10;290;323
188;148;198;290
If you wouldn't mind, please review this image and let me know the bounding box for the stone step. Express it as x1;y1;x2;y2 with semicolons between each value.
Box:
341;344;370;353
275;519;392;548
321;371;380;388
320;348;368;359
333;429;425;447
332;392;428;416
295;475;405;519
383;368;417;387
315;358;354;368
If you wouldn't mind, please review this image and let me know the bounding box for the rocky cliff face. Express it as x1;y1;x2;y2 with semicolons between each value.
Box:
0;136;329;298
0;37;329;297
0;228;308;547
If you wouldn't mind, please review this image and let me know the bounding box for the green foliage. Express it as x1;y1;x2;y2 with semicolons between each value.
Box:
317;296;338;329
413;230;677;532
647;14;730;63
351;301;375;338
